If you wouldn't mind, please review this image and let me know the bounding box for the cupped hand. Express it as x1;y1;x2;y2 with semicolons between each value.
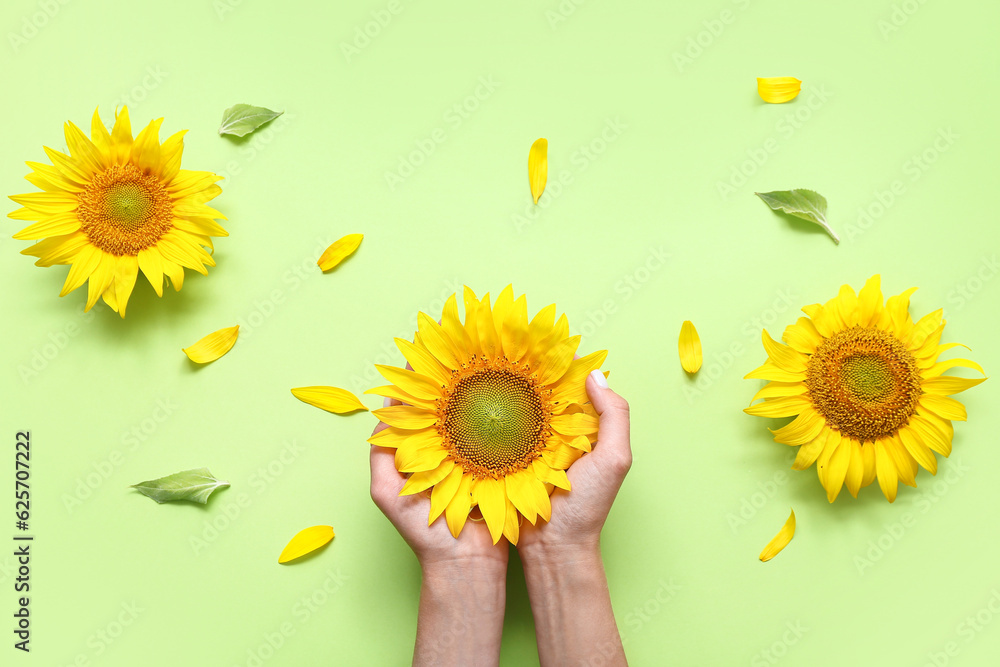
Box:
517;370;632;558
369;397;509;570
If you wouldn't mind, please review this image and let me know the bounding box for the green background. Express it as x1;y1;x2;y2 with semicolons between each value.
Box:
2;0;998;664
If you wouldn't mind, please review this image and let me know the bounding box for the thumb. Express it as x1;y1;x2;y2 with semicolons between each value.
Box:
585;370;632;474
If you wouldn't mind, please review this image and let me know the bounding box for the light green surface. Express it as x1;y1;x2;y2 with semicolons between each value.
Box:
1;0;998;664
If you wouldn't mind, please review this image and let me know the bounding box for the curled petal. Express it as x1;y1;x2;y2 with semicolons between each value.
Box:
759;509;795;562
757;77;801;103
528;138;548;204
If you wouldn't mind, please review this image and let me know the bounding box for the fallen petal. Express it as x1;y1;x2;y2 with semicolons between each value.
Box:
318;233;363;272
278;525;335;564
291;386;369;414
759;509;795;562
757;77;802;104
528;138;548;204
678;320;703;373
182;325;239;364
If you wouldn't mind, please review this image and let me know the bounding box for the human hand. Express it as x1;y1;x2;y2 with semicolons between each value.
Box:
369;396;510;572
517;369;632;561
370;396;509;667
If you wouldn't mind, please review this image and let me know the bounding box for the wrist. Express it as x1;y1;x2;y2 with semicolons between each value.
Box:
420;553;508;585
518;536;601;570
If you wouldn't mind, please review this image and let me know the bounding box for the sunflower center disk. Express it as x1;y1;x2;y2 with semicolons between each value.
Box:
441;368;549;478
77;164;173;255
806;326;922;442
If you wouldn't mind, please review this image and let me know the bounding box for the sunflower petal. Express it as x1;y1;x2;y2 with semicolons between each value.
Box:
922;375;987;395
429;466;464;524
528;138;548;204
744;395;811;418
678;320;703;373
474;477;506;544
445;474;474;538
875;440;899;502
532;459;571;490
919;394;967;421
759;509;795;562
399;459;454;495
770;410;825;445
317;233;363;272
278;526;334;564
182;325;240;363
757;77;801;104
293;386;369;414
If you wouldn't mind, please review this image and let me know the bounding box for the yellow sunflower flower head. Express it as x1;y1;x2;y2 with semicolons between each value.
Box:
366;285;607;545
8;107;227;317
744;276;986;503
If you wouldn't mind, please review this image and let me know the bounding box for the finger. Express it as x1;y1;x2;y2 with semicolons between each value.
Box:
370;397;407;501
585;370;632;470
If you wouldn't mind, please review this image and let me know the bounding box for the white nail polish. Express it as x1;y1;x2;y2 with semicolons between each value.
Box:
589;369;609;388
383;397;392;407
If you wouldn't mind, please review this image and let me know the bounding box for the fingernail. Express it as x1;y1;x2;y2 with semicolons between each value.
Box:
589;369;609;389
383;397;392;407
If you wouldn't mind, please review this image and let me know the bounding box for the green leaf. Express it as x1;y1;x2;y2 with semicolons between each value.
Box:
131;468;230;504
755;189;839;244
218;104;283;137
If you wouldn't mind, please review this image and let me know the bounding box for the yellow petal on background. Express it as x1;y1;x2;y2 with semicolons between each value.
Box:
528;138;548;204
757;77;802;103
759;509;795;562
291;386;369;414
278;525;335;564
182;325;240;364
678;320;703;373
317;233;363;272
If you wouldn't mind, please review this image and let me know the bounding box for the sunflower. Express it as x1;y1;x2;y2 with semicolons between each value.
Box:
744;276;986;503
366;286;607;544
8;107;227;317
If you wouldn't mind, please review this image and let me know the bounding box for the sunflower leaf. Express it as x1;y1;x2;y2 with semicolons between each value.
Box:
218;104;283;138
755;189;839;244
131;468;230;504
